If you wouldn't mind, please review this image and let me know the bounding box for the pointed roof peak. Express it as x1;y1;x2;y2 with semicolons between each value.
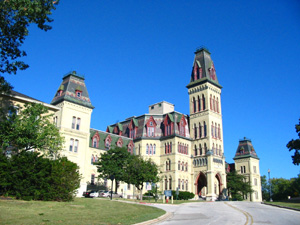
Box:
194;46;211;55
187;46;222;89
51;71;94;109
233;137;259;160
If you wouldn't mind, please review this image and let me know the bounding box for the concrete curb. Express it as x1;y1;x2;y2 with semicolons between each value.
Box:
261;202;300;212
134;212;173;225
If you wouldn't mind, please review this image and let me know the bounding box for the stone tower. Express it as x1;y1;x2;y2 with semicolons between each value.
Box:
187;47;226;201
234;138;262;202
51;71;94;196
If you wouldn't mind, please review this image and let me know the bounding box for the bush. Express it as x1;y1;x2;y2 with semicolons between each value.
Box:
0;151;80;201
171;191;195;200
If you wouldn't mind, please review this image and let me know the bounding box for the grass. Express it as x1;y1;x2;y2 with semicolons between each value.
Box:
0;197;165;225
266;201;300;210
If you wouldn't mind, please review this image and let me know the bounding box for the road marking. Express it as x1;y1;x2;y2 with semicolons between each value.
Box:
224;202;253;225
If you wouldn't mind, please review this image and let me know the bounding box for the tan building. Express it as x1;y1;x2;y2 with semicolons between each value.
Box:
1;48;262;201
233;138;262;202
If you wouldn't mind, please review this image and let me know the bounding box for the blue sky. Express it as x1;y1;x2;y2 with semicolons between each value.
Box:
4;0;300;179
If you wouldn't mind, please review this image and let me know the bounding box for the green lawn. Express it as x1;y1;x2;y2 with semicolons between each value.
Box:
266;201;300;210
0;198;165;225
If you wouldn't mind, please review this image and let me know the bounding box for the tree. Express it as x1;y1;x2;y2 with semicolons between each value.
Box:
261;175;270;201
0;102;64;157
270;177;293;201
0;0;59;92
0;151;80;201
124;155;160;200
96;147;131;198
226;171;253;201
286;119;300;165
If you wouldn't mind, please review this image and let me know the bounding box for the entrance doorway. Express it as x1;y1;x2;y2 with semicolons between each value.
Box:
196;172;207;198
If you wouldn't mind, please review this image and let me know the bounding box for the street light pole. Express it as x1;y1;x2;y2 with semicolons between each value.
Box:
268;169;273;202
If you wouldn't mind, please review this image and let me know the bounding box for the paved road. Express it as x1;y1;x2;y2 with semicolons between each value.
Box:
151;201;300;225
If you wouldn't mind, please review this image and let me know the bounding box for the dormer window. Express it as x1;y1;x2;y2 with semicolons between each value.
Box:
105;135;112;150
92;131;100;148
76;90;82;98
146;116;156;137
56;90;63;97
75;85;82;98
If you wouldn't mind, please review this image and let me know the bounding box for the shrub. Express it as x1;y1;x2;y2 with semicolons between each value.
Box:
172;191;195;200
0;151;80;201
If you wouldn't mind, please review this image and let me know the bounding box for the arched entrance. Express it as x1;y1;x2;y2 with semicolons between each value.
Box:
196;172;207;197
214;173;222;199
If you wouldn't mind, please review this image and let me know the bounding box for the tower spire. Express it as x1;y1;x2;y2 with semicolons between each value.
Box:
187;47;221;89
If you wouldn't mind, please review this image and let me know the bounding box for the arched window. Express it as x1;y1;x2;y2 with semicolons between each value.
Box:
170;142;172;153
204;143;207;153
202;94;206;110
169;177;172;190
193;97;196;113
93;137;98;148
76;118;81;130
215;122;217;138
194;145;197;156
219;145;222;156
204;122;207;137
146;144;149;155
150;144;153;155
91;154;94;164
186;144;189;155
185;163;188;172
210;94;212;110
178;161;180;170
216;97;219;113
166;161;169;171
211;122;214;137
213;96;216;112
218;124;221;139
199;144;202;155
199;122;202;138
181;180;184;190
212;143;215;154
181;162;184;171
74;140;79;152
165;177;168;190
186;180;188;190
198;96;201;111
178;179;181;189
153;144;156;155
95;155;98;162
69;138;74;151
194;123;197;139
165;143;167;154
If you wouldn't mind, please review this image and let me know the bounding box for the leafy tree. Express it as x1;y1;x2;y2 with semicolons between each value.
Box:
124;155;160;200
0;151;80;201
96;147;131;197
261;175;270;201
0;102;63;157
286;119;300;165
226;171;253;201
290;174;300;198
270;177;293;201
0;0;58;92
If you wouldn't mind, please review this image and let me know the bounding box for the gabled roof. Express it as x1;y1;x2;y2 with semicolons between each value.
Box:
51;71;94;109
233;137;259;160
186;47;222;89
90;128;134;151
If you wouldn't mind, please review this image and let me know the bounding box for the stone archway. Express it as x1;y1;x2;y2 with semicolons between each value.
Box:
215;173;222;199
196;172;207;197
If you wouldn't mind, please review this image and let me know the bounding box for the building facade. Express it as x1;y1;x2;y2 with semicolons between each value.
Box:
0;48;261;201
